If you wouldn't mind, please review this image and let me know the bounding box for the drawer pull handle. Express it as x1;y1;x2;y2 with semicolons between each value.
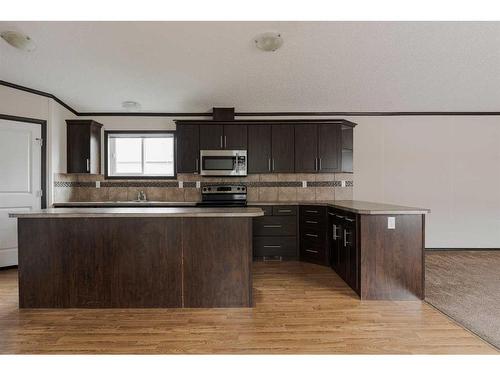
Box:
335;215;344;219
306;210;318;213
305;233;318;238
278;209;292;213
305;220;317;224
263;245;282;248
263;225;282;228
305;249;318;254
328;212;335;216
345;218;355;222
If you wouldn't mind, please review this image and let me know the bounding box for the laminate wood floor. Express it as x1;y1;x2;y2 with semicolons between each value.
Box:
0;261;496;354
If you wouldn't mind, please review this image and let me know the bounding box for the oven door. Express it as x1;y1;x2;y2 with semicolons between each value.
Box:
200;150;247;176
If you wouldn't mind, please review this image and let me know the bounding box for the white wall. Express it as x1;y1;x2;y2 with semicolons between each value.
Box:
350;116;500;248
0;85;76;206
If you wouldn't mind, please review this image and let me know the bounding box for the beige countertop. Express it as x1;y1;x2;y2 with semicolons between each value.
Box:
9;207;264;218
247;200;430;215
49;200;429;215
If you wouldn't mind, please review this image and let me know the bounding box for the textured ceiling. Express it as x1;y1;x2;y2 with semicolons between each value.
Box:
1;21;500;112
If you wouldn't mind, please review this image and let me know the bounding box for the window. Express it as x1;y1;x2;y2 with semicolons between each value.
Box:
106;132;175;178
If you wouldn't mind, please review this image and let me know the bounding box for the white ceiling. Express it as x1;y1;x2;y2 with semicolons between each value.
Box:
1;21;500;112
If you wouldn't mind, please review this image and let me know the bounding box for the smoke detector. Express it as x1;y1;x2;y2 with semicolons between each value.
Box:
254;32;283;52
0;31;36;52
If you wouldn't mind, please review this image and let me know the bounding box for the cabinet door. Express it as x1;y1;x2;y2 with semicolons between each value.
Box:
318;124;341;172
223;124;247;149
199;124;224;150
271;125;294;172
248;124;272;173
294;124;318;173
176;124;200;173
67;124;90;173
345;222;358;291
89;124;101;174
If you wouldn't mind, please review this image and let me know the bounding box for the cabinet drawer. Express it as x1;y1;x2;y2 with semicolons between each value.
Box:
272;205;297;216
300;241;326;261
253;236;297;257
253;216;297;236
300;205;327;220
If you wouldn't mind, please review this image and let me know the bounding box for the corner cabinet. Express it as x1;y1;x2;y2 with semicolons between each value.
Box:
174;119;356;175
66;120;102;174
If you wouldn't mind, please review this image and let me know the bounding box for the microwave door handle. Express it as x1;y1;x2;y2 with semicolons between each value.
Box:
235;153;239;172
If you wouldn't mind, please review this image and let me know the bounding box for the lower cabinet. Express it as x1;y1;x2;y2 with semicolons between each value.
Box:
328;207;360;294
299;205;329;265
253;205;298;260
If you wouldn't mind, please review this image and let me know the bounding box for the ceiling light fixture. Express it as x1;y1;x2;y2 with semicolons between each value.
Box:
0;31;36;52
254;32;283;52
122;101;141;112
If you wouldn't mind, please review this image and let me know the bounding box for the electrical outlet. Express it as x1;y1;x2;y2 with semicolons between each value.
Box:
95;181;100;189
388;217;396;229
302;181;307;188
178;181;183;189
341;180;346;188
196;181;201;189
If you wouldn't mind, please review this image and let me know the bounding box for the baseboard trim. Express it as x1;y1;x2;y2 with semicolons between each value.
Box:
426;248;500;251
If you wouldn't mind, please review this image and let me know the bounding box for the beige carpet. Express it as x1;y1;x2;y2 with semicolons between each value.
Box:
426;251;500;350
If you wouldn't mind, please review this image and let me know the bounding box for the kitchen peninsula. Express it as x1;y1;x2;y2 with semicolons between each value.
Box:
9;207;263;308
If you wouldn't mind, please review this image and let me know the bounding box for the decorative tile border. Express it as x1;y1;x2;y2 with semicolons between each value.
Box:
55;180;353;189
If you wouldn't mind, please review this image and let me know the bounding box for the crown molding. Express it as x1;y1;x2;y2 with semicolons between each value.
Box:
3;80;500;117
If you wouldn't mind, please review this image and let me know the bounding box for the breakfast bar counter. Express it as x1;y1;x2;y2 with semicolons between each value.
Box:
9;207;263;308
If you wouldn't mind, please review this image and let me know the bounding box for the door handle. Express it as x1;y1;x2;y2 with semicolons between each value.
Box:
86;158;90;172
314;157;318;171
195;158;199;173
272;158;275;171
318;157;322;171
224;135;227;148
268;158;271;172
220;135;223;148
333;224;340;240
344;230;351;246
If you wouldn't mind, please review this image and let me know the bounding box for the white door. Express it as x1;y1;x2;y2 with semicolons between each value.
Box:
0;119;42;267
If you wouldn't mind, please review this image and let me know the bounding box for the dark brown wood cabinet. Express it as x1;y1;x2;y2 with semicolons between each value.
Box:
199;123;224;150
253;205;298;260
271;124;295;172
248;124;272;173
295;123;342;173
294;124;318;172
223;124;247;149
175;119;356;174
176;124;200;173
199;123;247;150
299;205;329;265
318;124;341;172
66;120;102;174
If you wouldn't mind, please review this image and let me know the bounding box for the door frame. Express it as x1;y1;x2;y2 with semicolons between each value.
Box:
0;114;47;209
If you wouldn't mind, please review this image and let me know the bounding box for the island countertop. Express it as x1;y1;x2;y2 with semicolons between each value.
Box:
9;207;264;218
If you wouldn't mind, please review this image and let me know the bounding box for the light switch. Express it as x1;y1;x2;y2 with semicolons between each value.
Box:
178;181;183;188
388;217;396;229
302;181;307;188
196;181;201;189
95;181;100;189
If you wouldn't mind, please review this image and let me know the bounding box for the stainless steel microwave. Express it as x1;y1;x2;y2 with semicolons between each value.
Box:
199;150;247;176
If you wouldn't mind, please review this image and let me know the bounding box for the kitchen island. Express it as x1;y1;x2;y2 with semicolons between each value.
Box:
9;207;263;308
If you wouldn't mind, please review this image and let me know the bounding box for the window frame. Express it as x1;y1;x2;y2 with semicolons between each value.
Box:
104;130;177;180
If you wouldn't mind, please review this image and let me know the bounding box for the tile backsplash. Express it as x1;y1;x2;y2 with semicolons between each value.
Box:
53;173;353;203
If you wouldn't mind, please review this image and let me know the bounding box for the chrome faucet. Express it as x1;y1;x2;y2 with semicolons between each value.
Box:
137;190;147;201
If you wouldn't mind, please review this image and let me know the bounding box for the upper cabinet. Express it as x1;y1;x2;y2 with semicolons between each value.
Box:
199;123;247;150
176;123;200;173
295;122;342;173
66;120;102;174
175;119;355;175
